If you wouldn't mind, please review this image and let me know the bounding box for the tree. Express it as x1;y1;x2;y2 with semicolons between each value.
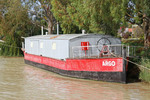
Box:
0;0;40;56
0;0;9;35
51;0;120;35
27;0;55;34
51;0;150;47
51;0;81;34
105;0;150;47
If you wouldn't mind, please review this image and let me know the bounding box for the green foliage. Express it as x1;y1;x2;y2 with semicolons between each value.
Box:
140;58;150;82
51;0;128;35
51;0;79;34
51;0;150;47
132;26;144;38
0;0;41;56
0;43;21;57
122;39;144;46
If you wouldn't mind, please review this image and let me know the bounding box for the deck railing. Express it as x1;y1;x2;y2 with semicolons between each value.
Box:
126;46;150;58
71;45;148;58
71;44;125;58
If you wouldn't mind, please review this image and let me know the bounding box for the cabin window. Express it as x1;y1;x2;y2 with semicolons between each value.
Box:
30;42;33;48
52;42;56;50
40;42;43;48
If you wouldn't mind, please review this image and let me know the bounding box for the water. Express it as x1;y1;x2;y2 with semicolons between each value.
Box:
0;57;150;100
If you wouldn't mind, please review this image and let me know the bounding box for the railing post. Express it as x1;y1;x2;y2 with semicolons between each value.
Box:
72;47;74;58
122;46;127;83
127;45;129;57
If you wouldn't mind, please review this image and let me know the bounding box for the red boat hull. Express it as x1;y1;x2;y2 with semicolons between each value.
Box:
24;52;127;83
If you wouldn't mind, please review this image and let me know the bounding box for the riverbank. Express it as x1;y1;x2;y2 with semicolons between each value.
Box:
122;39;150;83
0;56;23;59
139;58;150;83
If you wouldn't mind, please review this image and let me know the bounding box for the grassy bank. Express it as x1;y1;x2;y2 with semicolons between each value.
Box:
140;59;150;82
0;42;23;57
122;38;150;82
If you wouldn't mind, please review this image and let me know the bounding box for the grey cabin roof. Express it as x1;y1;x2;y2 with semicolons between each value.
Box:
25;34;113;40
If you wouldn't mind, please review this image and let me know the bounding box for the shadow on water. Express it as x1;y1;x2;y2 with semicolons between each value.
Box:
127;61;141;83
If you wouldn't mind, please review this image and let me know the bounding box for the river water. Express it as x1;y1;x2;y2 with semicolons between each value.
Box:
0;57;150;100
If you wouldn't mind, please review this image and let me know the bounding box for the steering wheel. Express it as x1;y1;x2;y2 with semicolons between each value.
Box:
97;37;111;52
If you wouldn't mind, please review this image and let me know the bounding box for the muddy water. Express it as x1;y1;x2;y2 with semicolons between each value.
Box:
0;57;150;100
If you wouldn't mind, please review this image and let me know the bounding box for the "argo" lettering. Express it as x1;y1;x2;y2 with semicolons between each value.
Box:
102;61;116;66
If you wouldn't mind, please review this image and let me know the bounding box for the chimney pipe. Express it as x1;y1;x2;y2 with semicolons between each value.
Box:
57;22;59;35
82;30;85;34
41;26;43;35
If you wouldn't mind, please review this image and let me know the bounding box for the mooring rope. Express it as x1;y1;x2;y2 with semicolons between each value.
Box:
123;57;150;71
110;52;150;71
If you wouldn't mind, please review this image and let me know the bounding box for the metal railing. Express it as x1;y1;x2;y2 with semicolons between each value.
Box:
127;46;150;58
71;45;149;58
71;44;125;58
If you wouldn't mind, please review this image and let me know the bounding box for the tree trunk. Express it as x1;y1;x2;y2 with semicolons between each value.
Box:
143;15;150;47
144;29;150;47
48;19;53;34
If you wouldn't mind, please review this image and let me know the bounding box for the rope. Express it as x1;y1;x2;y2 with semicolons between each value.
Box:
123;57;150;71
110;52;150;71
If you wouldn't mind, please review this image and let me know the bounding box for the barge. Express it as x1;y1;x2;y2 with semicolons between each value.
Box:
22;34;128;83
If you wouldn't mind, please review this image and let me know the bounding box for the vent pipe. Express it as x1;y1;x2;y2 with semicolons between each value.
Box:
41;26;43;35
82;30;85;34
46;32;48;35
57;22;59;35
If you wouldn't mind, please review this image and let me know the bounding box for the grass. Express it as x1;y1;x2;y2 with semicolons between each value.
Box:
140;58;150;82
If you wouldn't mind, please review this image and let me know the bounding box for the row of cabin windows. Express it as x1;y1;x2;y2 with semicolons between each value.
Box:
30;42;56;50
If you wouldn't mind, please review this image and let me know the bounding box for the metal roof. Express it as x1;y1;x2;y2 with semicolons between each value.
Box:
25;34;113;40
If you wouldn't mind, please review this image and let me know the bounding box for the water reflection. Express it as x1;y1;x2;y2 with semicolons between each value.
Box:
0;57;150;100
